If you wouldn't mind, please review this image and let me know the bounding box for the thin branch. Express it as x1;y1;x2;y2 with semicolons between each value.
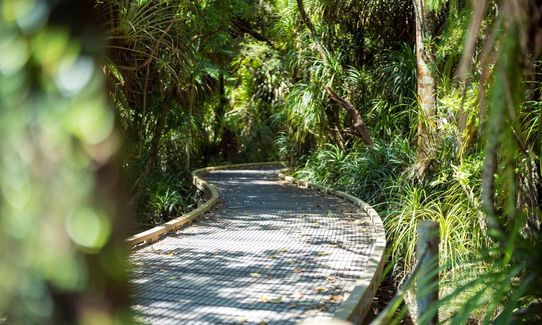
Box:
325;86;373;145
456;0;489;80
296;0;372;145
295;0;328;65
232;19;274;47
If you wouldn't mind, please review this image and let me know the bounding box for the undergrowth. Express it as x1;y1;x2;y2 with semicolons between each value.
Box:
292;137;489;319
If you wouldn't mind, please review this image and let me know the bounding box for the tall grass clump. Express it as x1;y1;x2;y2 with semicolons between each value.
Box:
294;137;414;204
295;137;486;285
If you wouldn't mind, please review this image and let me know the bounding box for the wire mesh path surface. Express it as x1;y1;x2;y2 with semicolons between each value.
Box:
130;166;378;324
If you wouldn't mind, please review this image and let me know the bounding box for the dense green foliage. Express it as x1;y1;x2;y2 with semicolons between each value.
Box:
100;0;541;321
285;0;542;322
1;0;541;323
98;0;282;228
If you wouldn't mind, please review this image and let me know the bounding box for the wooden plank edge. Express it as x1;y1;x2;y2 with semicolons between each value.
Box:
279;173;387;325
127;161;286;248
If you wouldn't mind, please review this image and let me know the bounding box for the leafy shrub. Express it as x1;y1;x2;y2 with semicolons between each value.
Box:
294;136;486;284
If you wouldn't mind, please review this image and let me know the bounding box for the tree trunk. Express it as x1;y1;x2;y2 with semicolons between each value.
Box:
296;0;328;65
326;103;346;150
413;0;436;179
215;73;227;144
296;0;373;146
325;86;373;145
186;87;194;172
130;94;171;205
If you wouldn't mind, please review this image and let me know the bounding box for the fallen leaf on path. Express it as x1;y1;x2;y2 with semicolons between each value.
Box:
329;295;343;303
259;295;282;304
269;297;282;304
314;286;327;293
326;275;336;282
317;251;330;256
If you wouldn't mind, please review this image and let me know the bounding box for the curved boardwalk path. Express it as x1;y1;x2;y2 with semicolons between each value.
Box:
130;166;378;324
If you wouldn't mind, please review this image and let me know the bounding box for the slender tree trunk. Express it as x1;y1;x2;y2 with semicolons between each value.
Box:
325;86;373;145
186;87;194;172
296;0;373;146
326;104;345;150
215;73;227;144
296;0;328;65
413;0;436;179
456;1;489;159
130;94;171;205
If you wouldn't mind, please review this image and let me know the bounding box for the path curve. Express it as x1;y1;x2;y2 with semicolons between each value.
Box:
131;166;379;324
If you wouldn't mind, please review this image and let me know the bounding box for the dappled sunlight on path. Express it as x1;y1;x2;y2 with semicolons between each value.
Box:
130;167;377;324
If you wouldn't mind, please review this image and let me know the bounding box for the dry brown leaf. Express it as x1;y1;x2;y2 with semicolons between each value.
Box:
329;295;343;303
314;286;327;293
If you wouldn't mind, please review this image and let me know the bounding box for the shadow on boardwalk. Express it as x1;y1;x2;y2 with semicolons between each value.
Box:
130;167;376;324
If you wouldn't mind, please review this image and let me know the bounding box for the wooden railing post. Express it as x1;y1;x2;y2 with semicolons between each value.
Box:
417;220;439;324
